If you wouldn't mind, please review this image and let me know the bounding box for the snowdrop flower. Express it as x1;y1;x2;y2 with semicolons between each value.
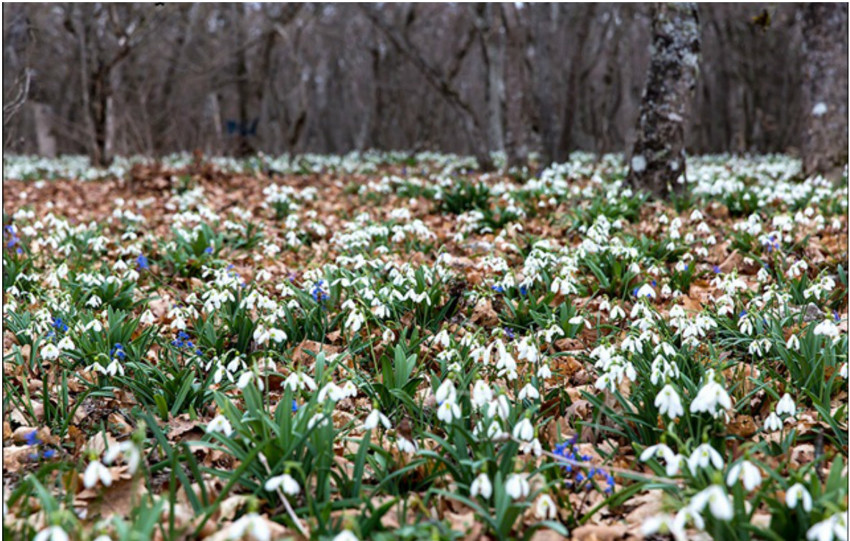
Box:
269;328;287;343
814;319;840;342
726;460;762;491
505;474;530;500
396;436;416;454
764;412;783;432
471;380;493;408
776;393;796;417
86;295;103;308
636;284;656;299
470;473;493;499
283;371;316;392
318;382;343;402
690;485;733;520
265;473;300;495
786;483;813;512
654;384;684;419
34;526;70;541
41;343;60;361
518;383;540;401
807;512;847;541
333;531;359;541
534;494;557;520
206;414;234;437
237;370;262;391
786;334;801;351
228;513;271;541
437;399;461;423
690;376;733;418
537;363;552;379
687;443;724;474
57;336;74;350
84;459;113;489
104;441;141;474
512;418;534;441
364;408;391;430
435;379;457;404
640;444;682;477
642;514;686;541
253;325;271;345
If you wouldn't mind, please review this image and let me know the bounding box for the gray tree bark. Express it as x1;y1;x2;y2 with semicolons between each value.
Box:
801;3;848;180
627;3;701;199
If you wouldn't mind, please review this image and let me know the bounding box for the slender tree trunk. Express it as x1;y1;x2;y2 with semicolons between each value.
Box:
801;3;848;179
627;3;701;199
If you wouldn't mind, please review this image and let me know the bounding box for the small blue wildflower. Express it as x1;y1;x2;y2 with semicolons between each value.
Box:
505;327;515;340
739;310;747;319
205;246;214;254
651;280;657;287
42;449;56;459
632;287;639;297
136;254;149;270
292;400;298;413
713;265;721;274
24;431;40;446
519;285;528;297
834;311;841;322
492;285;504;293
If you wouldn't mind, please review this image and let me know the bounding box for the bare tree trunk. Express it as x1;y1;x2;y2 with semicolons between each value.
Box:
31;102;56;157
528;4;557;166
627;3;701;199
801;3;848;179
557;4;595;162
477;4;505;157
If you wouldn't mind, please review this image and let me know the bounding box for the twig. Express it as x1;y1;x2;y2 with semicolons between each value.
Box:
258;453;309;538
508;435;684;486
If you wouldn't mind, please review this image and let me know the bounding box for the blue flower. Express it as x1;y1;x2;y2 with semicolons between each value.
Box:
24;431;40;446
292;400;298;413
204;246;214;254
519;285;528;297
136;254;149;270
491;285;504;293
42;449;56;459
713;265;721;274
834;311;841;322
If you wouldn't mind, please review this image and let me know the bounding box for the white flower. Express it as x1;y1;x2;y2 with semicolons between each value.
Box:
396;436;416;454
34;526;70;541
283;371;316;392
636;284;656;299
470;473;493;499
691;485;733;520
83;459;113;489
237;371;256;390
435;379;456;404
518;383;540;401
642;514;686;541
534;494;557;520
640;444;682;476
776;393;796;417
333;530;359;541
786;483;813;512
364;408;391;430
764;412;783;432
103;441;141;474
265;473;300;496
86;295;103;308
726;460;762;491
505;474;530;500
512;418;534;441
654;384;684;419
228;512;271;541
206;415;234;437
471;380;493;408
807;512;846;541
41;343;60;361
57;337;75;350
437;399;461;423
687;444;724;475
140;309;156;325
690;377;733;417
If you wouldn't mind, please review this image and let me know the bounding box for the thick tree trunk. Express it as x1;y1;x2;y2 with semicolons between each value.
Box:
627;3;701;199
801;3;848;179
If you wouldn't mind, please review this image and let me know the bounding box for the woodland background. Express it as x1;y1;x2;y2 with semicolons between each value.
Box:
3;3;847;166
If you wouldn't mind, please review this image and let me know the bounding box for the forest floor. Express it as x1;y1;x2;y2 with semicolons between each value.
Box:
2;153;848;541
